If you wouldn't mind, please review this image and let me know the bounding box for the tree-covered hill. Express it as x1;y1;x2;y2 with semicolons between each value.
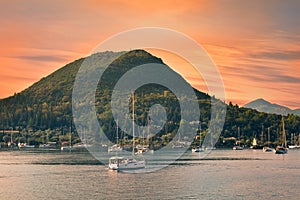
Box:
0;50;299;147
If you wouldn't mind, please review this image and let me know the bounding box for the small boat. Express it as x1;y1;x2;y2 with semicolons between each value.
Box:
233;127;243;150
275;146;288;154
233;146;244;150
192;121;204;153
108;144;123;153
263;146;274;152
288;133;300;149
72;143;92;150
108;120;123;153
135;145;149;155
172;142;185;148
288;145;300;149
39;143;51;148
275;115;288;154
192;147;204;152
250;137;264;149
61;146;72;151
18;131;35;149
172;132;186;148
263;127;274;152
61;132;72;152
18;143;35;149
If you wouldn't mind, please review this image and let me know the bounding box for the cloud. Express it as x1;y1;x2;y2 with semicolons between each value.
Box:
13;55;67;62
0;74;36;82
250;50;300;61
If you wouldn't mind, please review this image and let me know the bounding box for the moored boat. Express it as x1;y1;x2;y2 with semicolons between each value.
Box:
18;142;35;149
192;147;204;152
233;127;243;150
275;146;288;154
275;115;288;154
192;121;204;153
108;120;123;153
108;144;123;153
109;156;145;171
263;127;274;152
108;92;145;171
263;146;274;152
233;146;244;150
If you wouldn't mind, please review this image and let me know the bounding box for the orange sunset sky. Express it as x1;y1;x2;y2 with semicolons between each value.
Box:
1;0;299;109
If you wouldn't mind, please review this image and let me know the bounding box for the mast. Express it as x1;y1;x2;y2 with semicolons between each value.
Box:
116;119;119;146
69;120;72;151
147;116;150;147
267;127;270;147
26;130;29;145
132;92;135;157
10;128;13;146
281;115;286;147
199;121;202;148
261;124;264;145
238;126;240;146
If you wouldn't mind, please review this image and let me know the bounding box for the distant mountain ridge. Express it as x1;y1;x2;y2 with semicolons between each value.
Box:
244;98;300;116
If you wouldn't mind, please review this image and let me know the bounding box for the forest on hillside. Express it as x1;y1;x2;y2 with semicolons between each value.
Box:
0;50;299;148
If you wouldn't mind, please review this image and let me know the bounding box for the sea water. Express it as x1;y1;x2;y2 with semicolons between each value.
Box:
0;149;299;199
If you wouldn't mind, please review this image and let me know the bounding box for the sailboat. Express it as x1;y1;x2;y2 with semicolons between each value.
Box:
109;93;145;171
136;118;151;155
263;127;274;152
61;131;72;151
288;133;300;149
172;131;186;148
18;130;35;149
233;127;243;150
108;120;123;153
192;122;204;152
61;121;75;151
72;128;92;150
275;115;288;154
39;132;54;149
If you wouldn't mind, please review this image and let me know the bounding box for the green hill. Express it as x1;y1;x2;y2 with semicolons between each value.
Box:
0;50;299;147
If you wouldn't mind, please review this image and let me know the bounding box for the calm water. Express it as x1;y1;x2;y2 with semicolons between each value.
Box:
0;149;299;200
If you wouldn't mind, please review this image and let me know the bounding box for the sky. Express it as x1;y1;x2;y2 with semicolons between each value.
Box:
1;0;299;109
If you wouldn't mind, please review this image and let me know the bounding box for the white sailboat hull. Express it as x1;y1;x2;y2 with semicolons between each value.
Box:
108;156;145;171
192;147;204;152
233;146;243;150
263;147;275;152
108;145;123;153
117;160;145;170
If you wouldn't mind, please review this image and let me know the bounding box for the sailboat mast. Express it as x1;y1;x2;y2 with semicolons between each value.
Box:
147;116;150;146
116;119;119;146
268;127;270;147
199;121;202;147
281;115;286;147
132;92;135;157
261;124;264;145
238;126;240;146
69;119;72;150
